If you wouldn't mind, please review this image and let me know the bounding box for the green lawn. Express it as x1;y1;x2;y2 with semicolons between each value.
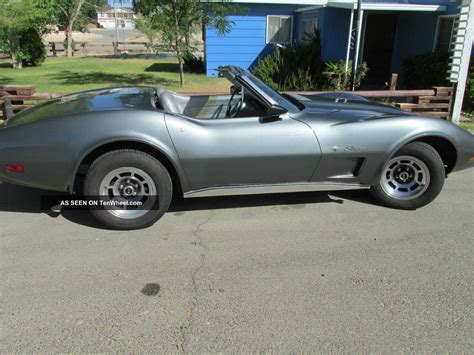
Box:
460;121;474;132
0;57;229;94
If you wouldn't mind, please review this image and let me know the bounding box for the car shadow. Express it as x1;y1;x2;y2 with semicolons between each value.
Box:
0;183;375;230
330;189;380;207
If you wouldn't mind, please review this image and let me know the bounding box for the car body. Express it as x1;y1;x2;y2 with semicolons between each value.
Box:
0;66;473;229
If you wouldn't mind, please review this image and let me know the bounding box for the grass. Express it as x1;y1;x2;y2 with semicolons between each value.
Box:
0;56;229;94
460;121;474;132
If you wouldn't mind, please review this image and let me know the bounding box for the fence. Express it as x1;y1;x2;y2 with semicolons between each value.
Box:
1;84;454;122
47;41;152;56
0;85;62;120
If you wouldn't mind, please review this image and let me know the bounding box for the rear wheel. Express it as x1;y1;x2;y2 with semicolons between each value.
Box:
370;142;445;209
84;149;172;230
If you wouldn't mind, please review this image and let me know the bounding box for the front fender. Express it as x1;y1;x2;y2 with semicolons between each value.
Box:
378;118;473;177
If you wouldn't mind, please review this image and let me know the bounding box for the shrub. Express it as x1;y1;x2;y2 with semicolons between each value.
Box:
403;51;449;89
19;29;47;67
462;62;474;113
183;51;204;74
323;60;368;91
252;30;324;91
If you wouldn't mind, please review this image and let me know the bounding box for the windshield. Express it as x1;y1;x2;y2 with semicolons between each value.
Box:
243;74;301;113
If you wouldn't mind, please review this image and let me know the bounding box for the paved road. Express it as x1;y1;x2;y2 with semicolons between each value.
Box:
1;170;473;352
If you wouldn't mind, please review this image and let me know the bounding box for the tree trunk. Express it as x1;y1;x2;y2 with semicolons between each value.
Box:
12;55;23;69
176;40;185;87
8;36;22;69
67;25;73;58
184;33;190;53
172;0;184;87
202;19;207;70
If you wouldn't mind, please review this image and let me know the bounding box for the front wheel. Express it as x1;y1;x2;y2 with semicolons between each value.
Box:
84;149;173;230
370;142;445;210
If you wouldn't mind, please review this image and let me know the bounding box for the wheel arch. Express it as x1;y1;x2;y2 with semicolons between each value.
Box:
407;135;457;174
71;140;187;195
382;134;458;177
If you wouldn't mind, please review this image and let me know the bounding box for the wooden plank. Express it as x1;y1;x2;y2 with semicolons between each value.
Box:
419;96;451;101
0;85;36;96
3;94;61;100
11;104;34;110
434;89;453;95
286;89;436;98
345;89;435;98
390;73;398;91
433;86;453;92
412;111;450;117
431;91;452;96
396;103;451;109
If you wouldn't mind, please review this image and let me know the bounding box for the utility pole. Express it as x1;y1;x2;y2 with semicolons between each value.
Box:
121;0;125;52
349;0;363;91
114;0;119;54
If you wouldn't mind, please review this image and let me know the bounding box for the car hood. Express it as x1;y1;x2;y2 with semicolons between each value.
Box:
289;92;409;123
4;86;155;127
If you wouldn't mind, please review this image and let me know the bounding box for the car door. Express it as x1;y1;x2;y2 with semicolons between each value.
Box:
165;113;321;191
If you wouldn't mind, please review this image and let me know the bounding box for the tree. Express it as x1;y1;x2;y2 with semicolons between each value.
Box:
134;14;159;51
54;0;109;58
0;0;55;68
55;0;87;58
134;0;244;87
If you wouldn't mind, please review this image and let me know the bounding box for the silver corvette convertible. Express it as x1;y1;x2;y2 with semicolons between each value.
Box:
0;66;473;229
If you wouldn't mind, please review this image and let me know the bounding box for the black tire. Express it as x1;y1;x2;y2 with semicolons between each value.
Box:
370;142;445;210
84;149;172;230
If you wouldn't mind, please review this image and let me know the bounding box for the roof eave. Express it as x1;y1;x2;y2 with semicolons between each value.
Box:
328;1;446;12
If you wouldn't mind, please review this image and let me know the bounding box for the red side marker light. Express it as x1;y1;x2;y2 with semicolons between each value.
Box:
6;165;24;173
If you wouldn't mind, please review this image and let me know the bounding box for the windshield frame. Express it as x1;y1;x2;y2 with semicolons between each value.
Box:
239;74;301;113
218;66;302;114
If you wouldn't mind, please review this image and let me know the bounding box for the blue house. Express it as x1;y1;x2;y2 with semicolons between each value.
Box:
205;0;465;88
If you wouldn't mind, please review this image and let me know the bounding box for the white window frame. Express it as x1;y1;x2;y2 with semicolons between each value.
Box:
300;17;318;41
266;15;293;44
433;14;458;52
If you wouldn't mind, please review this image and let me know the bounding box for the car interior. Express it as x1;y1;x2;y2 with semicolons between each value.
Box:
154;86;268;120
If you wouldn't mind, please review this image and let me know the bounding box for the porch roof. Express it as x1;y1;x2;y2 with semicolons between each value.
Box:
224;0;327;4
295;0;447;12
329;1;446;12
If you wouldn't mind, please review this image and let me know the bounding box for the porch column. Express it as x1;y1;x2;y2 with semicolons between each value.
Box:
451;0;474;124
349;0;364;91
353;9;364;79
345;8;355;75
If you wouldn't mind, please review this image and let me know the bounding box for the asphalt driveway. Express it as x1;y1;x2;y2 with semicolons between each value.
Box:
1;170;473;352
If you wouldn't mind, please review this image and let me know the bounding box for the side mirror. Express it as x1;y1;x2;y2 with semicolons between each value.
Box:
265;105;287;118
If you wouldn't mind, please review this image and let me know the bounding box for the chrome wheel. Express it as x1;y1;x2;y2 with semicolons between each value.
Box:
381;155;430;200
99;167;157;219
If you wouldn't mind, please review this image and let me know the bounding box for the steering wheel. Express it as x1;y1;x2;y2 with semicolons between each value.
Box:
226;88;243;118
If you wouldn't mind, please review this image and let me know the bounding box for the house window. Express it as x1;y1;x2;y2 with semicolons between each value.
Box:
434;16;456;52
301;18;318;41
266;15;293;44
